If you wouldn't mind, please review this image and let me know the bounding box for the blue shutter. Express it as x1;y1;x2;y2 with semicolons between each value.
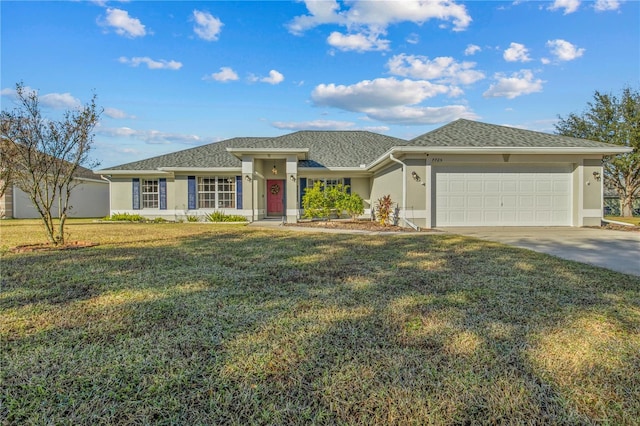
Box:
236;176;243;210
132;178;140;210
187;176;196;209
159;178;167;210
344;178;351;194
299;177;307;208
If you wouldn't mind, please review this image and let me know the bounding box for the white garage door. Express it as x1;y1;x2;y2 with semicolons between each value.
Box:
436;165;572;226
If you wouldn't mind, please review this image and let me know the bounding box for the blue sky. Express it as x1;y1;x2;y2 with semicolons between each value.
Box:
2;0;638;168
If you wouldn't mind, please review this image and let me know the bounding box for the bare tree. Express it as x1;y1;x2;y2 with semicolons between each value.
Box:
0;83;101;245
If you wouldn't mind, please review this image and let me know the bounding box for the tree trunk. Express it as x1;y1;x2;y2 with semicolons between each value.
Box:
621;195;634;217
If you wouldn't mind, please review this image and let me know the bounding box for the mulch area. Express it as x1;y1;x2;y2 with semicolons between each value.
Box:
10;241;99;253
600;223;640;232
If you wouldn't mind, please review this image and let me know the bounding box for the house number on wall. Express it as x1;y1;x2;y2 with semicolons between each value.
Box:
432;158;443;163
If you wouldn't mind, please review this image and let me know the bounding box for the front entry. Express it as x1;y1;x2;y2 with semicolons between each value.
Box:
266;180;285;216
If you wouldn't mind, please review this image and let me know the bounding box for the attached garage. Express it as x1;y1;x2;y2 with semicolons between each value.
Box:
435;164;572;226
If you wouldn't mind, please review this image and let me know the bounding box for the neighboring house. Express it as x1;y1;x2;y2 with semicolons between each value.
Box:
0;164;109;219
603;187;640;216
96;119;630;228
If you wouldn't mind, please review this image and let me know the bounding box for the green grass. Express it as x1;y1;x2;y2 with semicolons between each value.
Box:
605;216;640;226
2;220;639;425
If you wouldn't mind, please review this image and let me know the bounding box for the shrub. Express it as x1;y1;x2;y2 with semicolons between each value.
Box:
185;214;200;222
205;211;247;222
303;182;365;220
337;192;365;220
375;195;394;226
104;213;145;222
302;182;331;219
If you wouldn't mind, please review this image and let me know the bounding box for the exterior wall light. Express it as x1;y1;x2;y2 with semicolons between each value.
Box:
245;175;252;182
289;175;296;182
592;171;601;181
411;171;421;182
272;165;278;175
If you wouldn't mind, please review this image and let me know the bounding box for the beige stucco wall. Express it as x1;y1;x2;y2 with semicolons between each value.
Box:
371;163;402;222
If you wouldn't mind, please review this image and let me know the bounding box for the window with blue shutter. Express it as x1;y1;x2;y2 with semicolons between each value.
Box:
236;176;242;209
299;177;307;208
132;178;140;210
159;178;167;210
187;176;196;209
344;177;351;194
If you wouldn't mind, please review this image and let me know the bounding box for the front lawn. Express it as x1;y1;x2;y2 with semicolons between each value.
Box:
605;216;640;226
2;220;639;424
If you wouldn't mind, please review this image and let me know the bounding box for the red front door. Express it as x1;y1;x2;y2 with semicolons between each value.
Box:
266;180;285;216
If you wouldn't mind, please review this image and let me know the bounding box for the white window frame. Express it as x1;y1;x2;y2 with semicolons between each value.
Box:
197;176;236;209
142;179;159;209
307;178;343;189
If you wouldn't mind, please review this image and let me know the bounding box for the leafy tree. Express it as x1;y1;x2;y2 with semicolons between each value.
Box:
0;83;101;245
555;87;640;216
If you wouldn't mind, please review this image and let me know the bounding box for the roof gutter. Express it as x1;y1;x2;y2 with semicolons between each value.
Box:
368;145;632;171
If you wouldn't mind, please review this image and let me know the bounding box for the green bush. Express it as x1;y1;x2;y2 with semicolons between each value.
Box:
205;211;247;222
338;192;365;220
302;182;364;220
104;213;145;222
185;214;200;222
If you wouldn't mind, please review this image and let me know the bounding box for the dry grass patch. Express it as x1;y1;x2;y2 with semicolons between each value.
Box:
2;219;639;424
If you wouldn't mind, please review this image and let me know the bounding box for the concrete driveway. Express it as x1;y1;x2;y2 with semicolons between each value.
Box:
439;227;640;277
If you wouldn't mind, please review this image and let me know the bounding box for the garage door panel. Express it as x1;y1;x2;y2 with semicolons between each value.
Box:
436;165;571;226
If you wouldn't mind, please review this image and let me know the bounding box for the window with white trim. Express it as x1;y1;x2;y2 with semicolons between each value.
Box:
198;177;235;208
307;178;343;189
142;179;159;209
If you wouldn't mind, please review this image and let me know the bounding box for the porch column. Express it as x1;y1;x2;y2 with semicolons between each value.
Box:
241;155;255;221
285;155;298;223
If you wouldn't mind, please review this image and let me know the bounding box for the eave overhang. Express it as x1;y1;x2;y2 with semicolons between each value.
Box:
226;148;309;160
367;145;633;171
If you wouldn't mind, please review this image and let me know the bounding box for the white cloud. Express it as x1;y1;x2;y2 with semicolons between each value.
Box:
288;0;471;51
327;31;390;52
594;0;621;11
387;54;485;85
98;126;202;145
272;120;357;131
483;70;544;99
365;105;478;125
546;39;585;61
1;86;82;109
464;44;481;56
118;56;183;70
192;10;223;41
503;42;531;62
206;67;239;82
260;70;285;85
102;8;146;37
406;33;420;45
104;107;134;119
312;77;451;112
548;0;581;14
42;93;82;109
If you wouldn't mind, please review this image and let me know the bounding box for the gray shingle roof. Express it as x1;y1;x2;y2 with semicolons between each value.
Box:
101;131;406;171
102;137;267;171
409;119;619;148
100;119;622;172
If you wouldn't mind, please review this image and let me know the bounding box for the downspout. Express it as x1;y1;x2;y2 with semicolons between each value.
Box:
389;154;420;231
